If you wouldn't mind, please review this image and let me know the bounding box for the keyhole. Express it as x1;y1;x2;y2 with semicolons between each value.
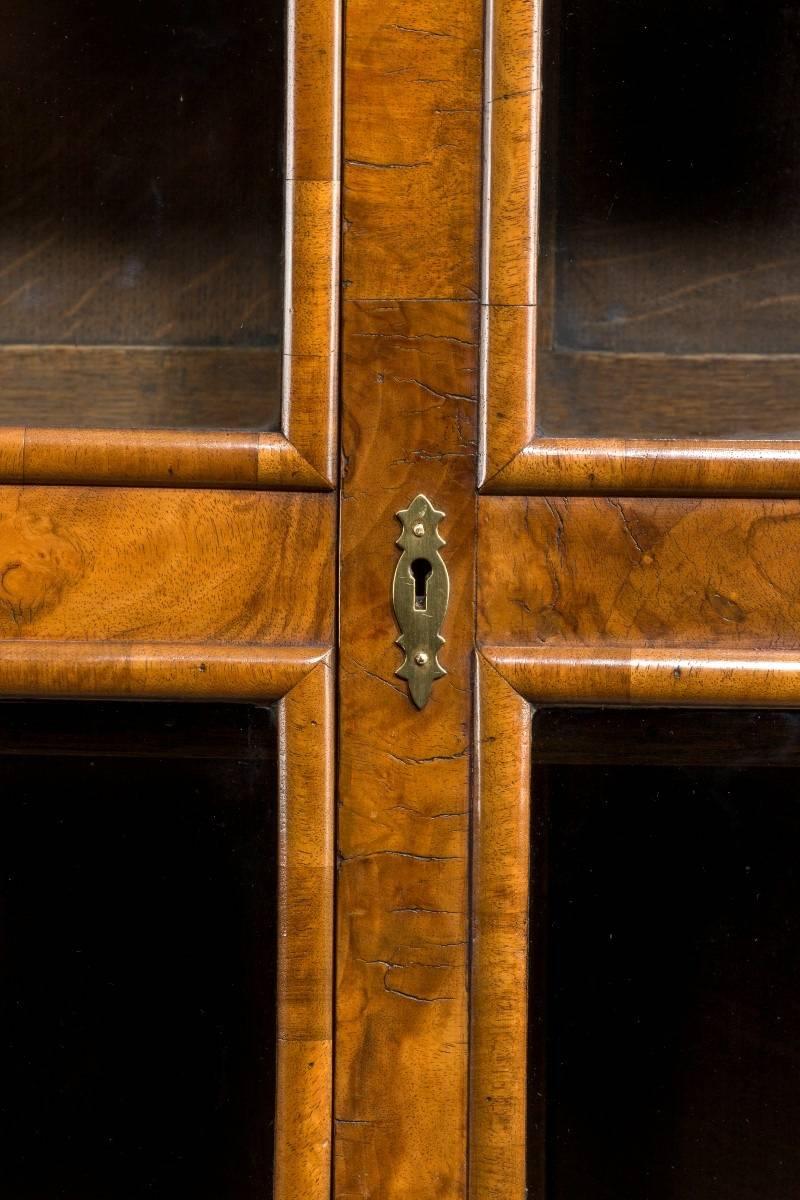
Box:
410;558;432;610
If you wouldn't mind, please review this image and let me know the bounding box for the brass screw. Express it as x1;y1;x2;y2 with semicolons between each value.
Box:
414;650;429;666
413;522;425;537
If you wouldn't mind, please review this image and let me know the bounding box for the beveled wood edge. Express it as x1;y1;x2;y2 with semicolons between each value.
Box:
484;646;800;704
482;438;800;498
0;0;341;492
282;0;341;484
472;644;800;1198
470;651;531;1200
0;429;331;490
0;640;330;701
275;658;334;1200
0;639;334;1197
478;0;800;497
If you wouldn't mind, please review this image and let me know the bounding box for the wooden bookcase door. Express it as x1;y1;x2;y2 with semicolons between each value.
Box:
0;3;338;1198
469;3;800;1197
480;0;800;498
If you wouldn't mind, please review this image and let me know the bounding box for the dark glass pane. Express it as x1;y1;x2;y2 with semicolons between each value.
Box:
537;0;800;436
0;2;284;429
0;700;277;1199
531;708;800;1199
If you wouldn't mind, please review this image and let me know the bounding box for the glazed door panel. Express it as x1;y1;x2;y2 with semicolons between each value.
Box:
0;0;339;490
0;1;285;432
0;3;339;1199
470;1;800;1198
530;707;800;1200
481;0;800;495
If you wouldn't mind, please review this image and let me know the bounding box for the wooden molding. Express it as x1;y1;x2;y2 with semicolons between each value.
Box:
0;0;340;491
275;657;335;1200
483;439;800;497
0;640;334;1199
479;0;800;497
470;651;531;1200
471;644;800;1198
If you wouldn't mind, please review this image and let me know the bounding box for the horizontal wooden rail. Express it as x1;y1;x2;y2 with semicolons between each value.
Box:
484;645;800;705
0;641;330;701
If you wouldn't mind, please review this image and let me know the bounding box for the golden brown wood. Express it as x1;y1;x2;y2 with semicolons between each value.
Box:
0;641;326;700
7;429;329;489
0;486;334;643
337;0;483;1192
479;0;800;494
276;659;334;1200
470;652;531;1200
479;495;800;648
337;299;477;1200
481;0;540;480
343;6;481;302
484;439;800;497
0;639;333;1197
0;0;339;490
486;645;800;705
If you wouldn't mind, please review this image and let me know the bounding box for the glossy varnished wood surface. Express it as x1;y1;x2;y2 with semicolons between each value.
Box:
276;659;334;1200
484;439;800;497
479;495;800;649
480;0;540;483
0;428;333;490
0;487;334;643
470;653;531;1199
0;641;326;700
337;0;483;1194
486;646;800;705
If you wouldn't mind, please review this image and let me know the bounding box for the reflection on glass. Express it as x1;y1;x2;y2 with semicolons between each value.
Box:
538;0;800;436
531;708;800;1199
0;700;277;1199
0;2;285;429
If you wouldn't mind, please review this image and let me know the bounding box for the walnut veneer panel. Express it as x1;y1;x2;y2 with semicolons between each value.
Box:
337;0;483;1193
0;487;333;643
479;496;800;649
343;6;481;301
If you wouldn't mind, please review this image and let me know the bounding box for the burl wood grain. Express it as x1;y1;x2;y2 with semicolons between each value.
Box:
479;495;800;649
338;1;482;1192
338;300;477;1200
0;487;334;644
